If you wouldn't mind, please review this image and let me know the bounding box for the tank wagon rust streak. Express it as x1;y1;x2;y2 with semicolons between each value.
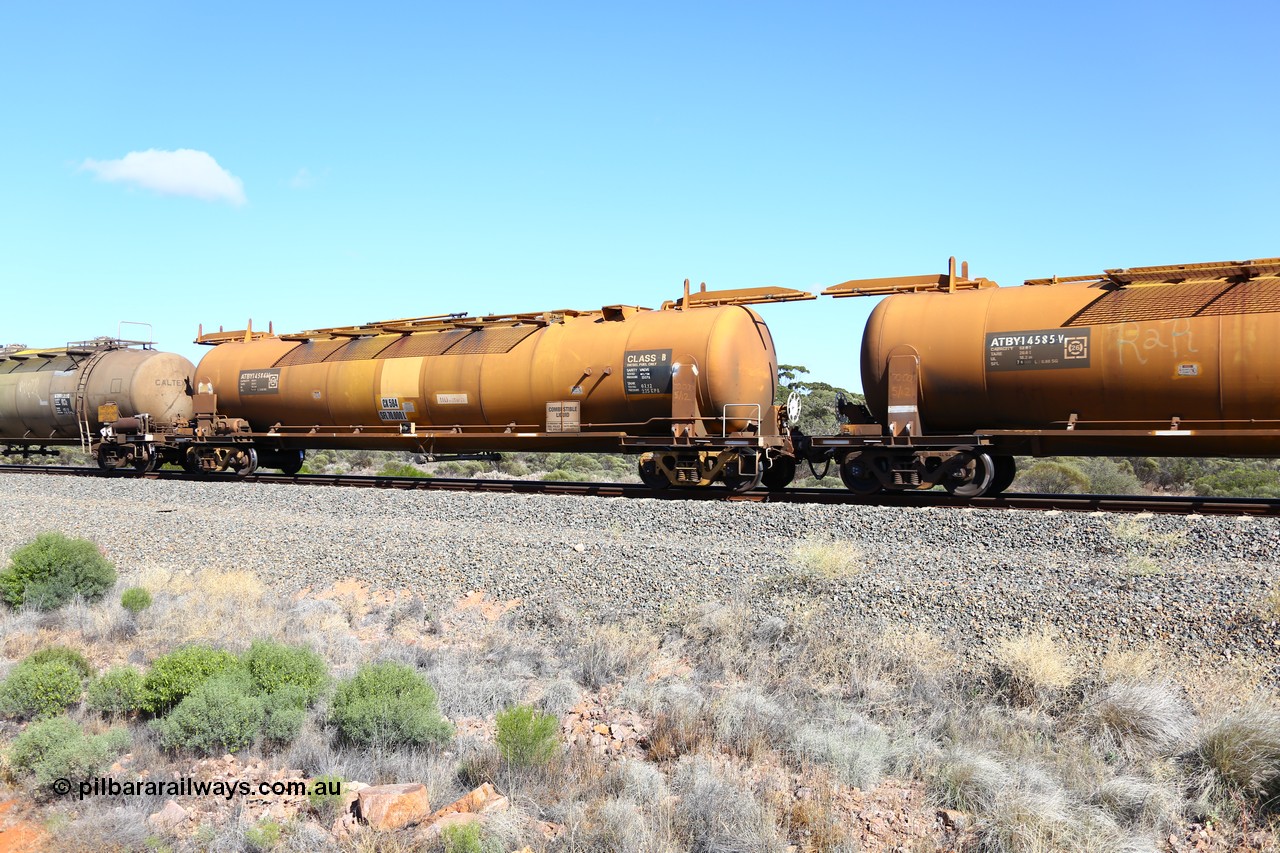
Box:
806;256;1280;496
172;283;814;489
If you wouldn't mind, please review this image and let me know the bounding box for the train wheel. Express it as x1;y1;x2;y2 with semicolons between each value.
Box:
988;456;1017;495
280;450;305;476
839;454;882;495
721;451;764;494
638;455;670;490
96;444;130;472
761;456;796;492
182;447;204;477
132;449;159;474
945;452;997;497
228;447;259;478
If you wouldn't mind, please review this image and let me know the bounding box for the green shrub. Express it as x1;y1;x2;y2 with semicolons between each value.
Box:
87;666;146;716
330;661;452;747
0;532;117;610
1194;465;1280;499
441;822;483;853
308;774;346;818
152;673;264;754
26;646;92;680
261;685;308;745
244;818;282;853
495;704;559;766
9;716;130;790
142;645;242;714
378;461;429;478
242;640;327;704
540;469;577;482
1014;460;1089;494
0;660;84;719
120;586;153;615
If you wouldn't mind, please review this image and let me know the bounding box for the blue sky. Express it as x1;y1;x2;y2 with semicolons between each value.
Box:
2;2;1276;391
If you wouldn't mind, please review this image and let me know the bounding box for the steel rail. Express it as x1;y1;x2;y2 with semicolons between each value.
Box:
3;464;1278;516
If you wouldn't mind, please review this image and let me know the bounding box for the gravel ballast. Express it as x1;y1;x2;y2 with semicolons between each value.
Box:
2;473;1277;670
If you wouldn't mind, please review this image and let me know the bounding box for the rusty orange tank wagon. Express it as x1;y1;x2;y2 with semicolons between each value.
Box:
808;257;1280;497
179;283;813;488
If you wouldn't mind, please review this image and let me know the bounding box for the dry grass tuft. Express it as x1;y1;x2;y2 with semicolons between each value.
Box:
781;767;850;853
791;717;889;789
713;688;791;758
1098;643;1165;685
140;568;279;650
1082;681;1194;758
673;756;787;853
573;622;659;689
646;682;710;762
790;536;864;580
931;747;1008;814
1093;775;1181;832
1188;705;1280;813
991;630;1077;708
573;796;659;853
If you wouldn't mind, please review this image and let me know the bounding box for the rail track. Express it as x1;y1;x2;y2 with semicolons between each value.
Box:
4;463;1278;516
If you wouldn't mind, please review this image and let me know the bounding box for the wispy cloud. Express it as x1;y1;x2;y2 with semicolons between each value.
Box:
80;148;246;205
290;167;315;189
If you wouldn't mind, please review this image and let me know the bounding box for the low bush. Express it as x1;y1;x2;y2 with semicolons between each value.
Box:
1014;460;1090;494
242;640;327;704
153;672;265;754
441;821;484;853
673;756;785;852
0;532;117;610
244;818;282;853
26;646;92;679
120;586;152;615
87;666;146;716
495;704;559;767
329;661;451;747
713;689;789;758
261;685;308;745
378;461;428;478
308;774;346;819
142;645;242;714
9;716;131;790
0;659;84;719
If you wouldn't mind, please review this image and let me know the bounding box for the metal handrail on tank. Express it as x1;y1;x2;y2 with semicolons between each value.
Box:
721;403;762;437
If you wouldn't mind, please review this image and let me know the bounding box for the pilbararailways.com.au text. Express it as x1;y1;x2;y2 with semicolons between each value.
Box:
53;776;316;800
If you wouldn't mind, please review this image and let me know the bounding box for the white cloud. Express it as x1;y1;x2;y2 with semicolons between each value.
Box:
289;167;315;189
80;148;246;205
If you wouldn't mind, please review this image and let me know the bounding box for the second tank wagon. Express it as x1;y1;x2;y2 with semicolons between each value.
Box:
181;284;815;487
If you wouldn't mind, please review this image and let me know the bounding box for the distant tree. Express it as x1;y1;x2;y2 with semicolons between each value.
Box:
775;364;862;436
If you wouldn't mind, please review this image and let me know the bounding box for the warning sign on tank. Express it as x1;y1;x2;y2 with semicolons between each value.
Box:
239;369;281;395
986;328;1091;372
546;401;581;433
624;349;673;394
52;394;73;416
